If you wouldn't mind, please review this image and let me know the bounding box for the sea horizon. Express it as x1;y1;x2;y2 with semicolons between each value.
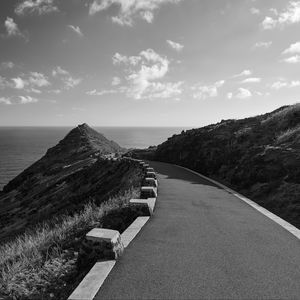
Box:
0;126;189;189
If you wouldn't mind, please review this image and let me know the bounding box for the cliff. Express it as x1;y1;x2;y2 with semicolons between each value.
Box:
153;104;300;228
0;124;139;242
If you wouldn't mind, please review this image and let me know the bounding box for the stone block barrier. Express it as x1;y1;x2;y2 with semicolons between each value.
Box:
129;198;156;216
140;186;157;199
79;228;124;266
68;160;159;300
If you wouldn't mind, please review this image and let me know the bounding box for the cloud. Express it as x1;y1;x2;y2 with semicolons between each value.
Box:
262;1;300;29
282;55;300;63
227;92;233;99
0;76;12;89
52;66;81;89
12;77;26;89
253;41;272;49
28;72;50;87
4;17;23;38
68;25;83;37
167;40;184;51
112;48;182;99
19;96;38;104
112;76;121;86
86;89;117;96
192;80;225;100
11;72;50;90
236;88;252;99
233;70;252;78
141;81;183;99
282;41;300;54
250;7;260;15
112;52;141;65
241;77;261;83
89;0;183;26
15;0;58;15
0;97;12;105
271;80;300;89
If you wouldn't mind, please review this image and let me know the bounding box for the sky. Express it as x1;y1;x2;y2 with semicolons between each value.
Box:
0;0;300;127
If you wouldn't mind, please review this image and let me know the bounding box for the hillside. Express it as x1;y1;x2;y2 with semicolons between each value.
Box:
153;104;300;228
0;124;140;243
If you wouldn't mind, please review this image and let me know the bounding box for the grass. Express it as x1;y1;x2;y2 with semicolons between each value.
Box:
276;125;300;144
261;103;300;126
0;188;139;300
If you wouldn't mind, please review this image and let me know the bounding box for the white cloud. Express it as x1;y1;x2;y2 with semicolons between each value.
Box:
28;72;50;87
0;76;12;89
86;89;117;96
236;88;252;99
68;25;83;37
192;80;225;100
140;81;183;99
227;92;233;99
233;70;252;78
52;66;81;89
12;77;26;89
241;77;261;83
0;97;12;105
250;7;260;15
282;41;300;54
262;1;300;29
112;48;182;99
253;41;272;49
19;96;38;104
112;53;141;66
282;55;300;63
112;76;121;86
89;0;183;26
11;72;50;90
271;80;300;89
167;40;184;51
4;17;23;37
15;0;58;15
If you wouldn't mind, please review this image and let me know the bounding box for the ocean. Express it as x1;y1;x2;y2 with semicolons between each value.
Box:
0;127;186;190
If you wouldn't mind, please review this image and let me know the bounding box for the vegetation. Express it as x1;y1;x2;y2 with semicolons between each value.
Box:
0;123;144;299
0;124;136;242
0;188;140;300
150;104;300;228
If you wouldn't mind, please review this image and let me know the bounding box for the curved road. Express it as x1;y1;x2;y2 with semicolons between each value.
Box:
96;161;300;299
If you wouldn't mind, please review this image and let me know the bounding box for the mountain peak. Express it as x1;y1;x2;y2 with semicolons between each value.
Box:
44;124;123;161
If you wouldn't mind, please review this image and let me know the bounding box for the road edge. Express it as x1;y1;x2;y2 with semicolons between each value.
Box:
173;163;300;240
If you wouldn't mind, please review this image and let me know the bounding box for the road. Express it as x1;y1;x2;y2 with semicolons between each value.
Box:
95;161;300;299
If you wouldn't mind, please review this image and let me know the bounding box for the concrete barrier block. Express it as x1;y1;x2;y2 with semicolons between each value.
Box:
140;186;157;199
130;198;156;216
143;177;158;188
145;171;157;179
79;228;124;264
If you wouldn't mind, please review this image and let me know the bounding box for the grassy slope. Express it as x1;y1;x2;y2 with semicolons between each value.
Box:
154;104;300;228
0;124;127;243
0;123;144;299
0;188;141;300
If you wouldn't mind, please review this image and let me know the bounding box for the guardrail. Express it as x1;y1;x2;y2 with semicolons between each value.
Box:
68;159;158;300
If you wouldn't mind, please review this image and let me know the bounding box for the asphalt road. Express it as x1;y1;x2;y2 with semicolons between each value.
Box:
95;161;300;299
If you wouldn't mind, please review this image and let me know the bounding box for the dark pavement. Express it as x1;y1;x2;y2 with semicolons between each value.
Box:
95;161;300;299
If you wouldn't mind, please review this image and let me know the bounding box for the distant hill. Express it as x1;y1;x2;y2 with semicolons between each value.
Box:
135;104;300;228
0;124;139;243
